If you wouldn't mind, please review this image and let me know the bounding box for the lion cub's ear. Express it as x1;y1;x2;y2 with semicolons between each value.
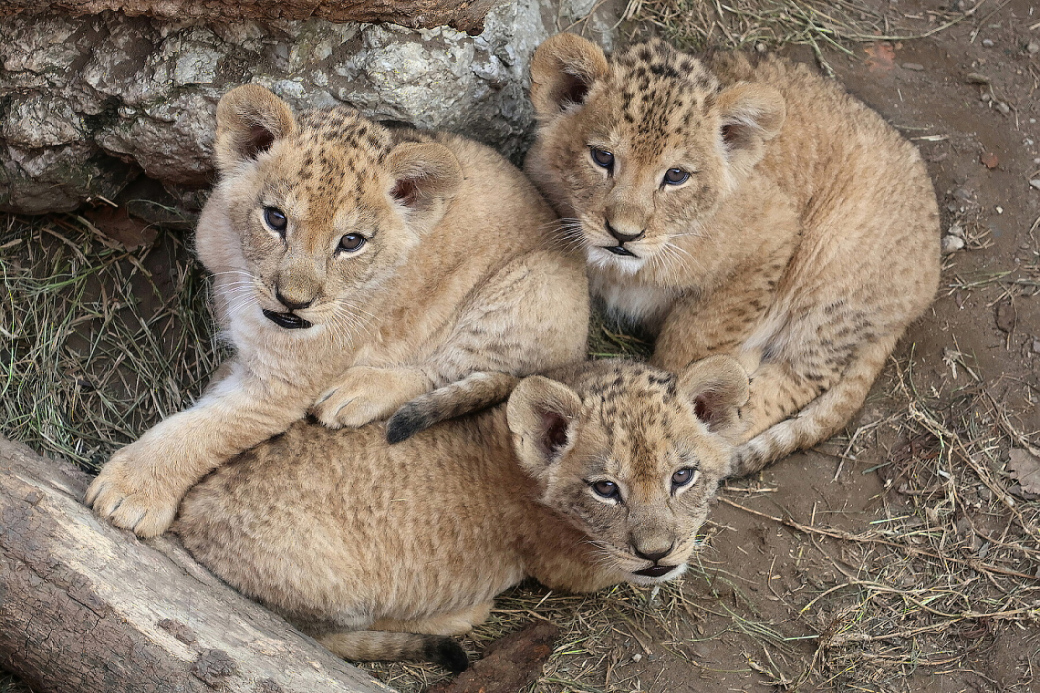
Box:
214;85;296;174
507;376;583;478
385;142;463;215
530;33;610;116
677;355;750;441
714;83;786;177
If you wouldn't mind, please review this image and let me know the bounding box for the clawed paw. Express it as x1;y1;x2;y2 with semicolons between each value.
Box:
84;448;179;538
312;367;425;429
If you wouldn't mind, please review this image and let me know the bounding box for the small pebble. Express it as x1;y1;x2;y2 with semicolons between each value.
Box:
942;235;965;253
996;206;1003;214
981;92;992;102
1033;339;1040;354
947;223;964;238
1031;179;1040;191
755;42;767;53
632;653;643;663
996;102;1010;115
982;38;994;47
1029;41;1040;55
902;62;925;71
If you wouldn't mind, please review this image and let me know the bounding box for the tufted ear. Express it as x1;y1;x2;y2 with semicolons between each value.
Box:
507;376;583;478
714;83;785;177
530;33;610;116
214;84;296;174
677;355;750;441
385;142;463;214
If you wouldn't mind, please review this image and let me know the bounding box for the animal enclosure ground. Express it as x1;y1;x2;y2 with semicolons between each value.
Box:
2;0;1039;691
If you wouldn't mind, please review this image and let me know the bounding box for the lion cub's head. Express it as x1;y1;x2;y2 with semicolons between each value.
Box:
508;356;749;585
200;85;461;334
525;34;785;275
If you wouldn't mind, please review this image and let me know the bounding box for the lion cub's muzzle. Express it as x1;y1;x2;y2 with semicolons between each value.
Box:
262;309;313;330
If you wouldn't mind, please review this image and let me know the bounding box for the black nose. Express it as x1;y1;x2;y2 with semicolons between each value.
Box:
606;222;644;244
275;290;312;311
633;545;673;563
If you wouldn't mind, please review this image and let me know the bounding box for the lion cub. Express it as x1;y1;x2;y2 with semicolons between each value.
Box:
175;356;749;670
524;35;940;477
86;84;589;537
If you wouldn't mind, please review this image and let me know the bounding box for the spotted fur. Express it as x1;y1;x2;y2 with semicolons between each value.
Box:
87;84;589;537
175;357;748;668
525;35;940;476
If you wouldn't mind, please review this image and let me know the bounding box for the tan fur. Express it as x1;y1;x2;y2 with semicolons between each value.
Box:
525;35;940;476
86;84;590;537
174;357;749;667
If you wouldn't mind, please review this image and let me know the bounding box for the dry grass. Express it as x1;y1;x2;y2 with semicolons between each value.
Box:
0;674;32;693
1;212;222;473
718;353;1040;689
623;0;983;73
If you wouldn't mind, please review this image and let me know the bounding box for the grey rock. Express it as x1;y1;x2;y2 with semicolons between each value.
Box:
0;1;619;215
941;234;965;254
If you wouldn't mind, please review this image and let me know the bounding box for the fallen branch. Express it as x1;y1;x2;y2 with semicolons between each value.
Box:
0;0;497;34
0;436;392;693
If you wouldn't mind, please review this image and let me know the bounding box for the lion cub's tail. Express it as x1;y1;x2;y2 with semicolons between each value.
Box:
386;371;520;444
316;631;468;672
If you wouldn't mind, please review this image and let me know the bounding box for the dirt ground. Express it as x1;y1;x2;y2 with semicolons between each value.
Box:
3;1;1039;692
558;0;1040;690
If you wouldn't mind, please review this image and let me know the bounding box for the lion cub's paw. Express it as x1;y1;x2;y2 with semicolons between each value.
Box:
85;446;180;538
313;366;430;429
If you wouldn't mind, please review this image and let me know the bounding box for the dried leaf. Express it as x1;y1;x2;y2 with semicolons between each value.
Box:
1008;449;1040;495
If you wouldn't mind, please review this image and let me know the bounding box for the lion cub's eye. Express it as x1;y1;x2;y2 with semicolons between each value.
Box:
590;147;615;170
663;168;690;186
264;207;288;234
338;234;366;253
671;467;698;489
591;480;620;500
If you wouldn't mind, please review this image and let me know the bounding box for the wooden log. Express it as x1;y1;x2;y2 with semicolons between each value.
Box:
0;0;500;34
0;436;394;693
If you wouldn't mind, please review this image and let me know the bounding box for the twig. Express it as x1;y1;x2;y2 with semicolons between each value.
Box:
718;497;1038;581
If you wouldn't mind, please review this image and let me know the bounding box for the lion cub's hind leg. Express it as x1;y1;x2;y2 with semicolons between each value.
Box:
731;331;900;478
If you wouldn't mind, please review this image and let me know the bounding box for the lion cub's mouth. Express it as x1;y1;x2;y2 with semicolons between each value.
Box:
604;245;638;258
633;565;677;579
262;309;313;330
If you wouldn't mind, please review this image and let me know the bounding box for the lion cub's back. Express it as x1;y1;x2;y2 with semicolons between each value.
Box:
417;129;561;254
714;52;940;320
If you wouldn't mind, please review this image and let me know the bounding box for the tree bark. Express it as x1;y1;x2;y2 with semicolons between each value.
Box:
0;436;394;693
0;0;500;34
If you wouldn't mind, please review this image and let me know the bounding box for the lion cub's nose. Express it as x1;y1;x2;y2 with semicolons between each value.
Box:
605;221;644;244
275;289;313;312
633;544;673;564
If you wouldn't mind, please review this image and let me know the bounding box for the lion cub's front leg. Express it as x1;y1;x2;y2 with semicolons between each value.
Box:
86;365;309;536
312;366;432;429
